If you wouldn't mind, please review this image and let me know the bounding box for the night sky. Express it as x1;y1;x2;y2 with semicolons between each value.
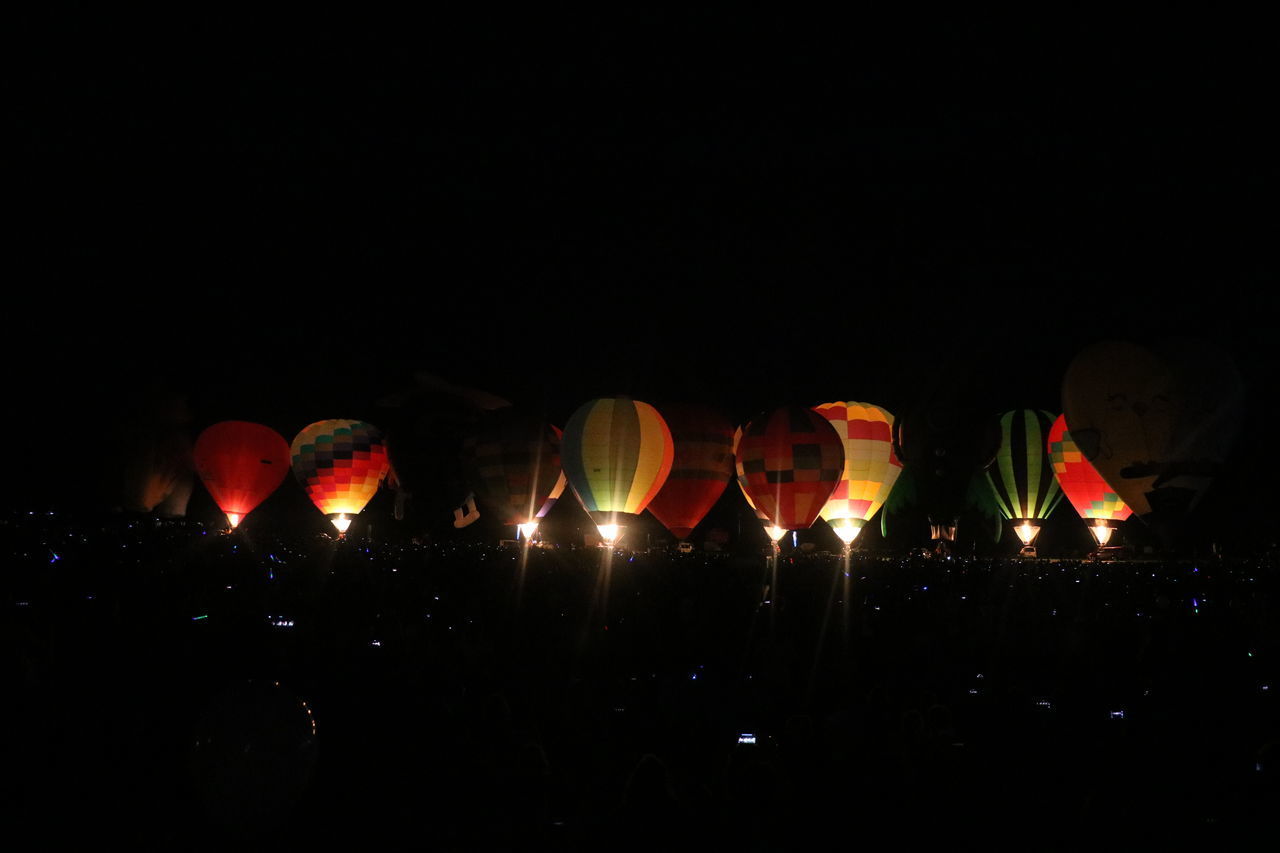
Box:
8;17;1277;544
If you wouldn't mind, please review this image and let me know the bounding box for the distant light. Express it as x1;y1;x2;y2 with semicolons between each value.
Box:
192;615;208;621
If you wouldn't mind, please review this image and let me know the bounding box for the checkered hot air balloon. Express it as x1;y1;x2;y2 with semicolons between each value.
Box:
813;402;902;547
735;406;845;533
985;409;1064;551
290;419;390;535
1047;413;1132;546
561;397;674;546
194;421;291;529
646;403;734;541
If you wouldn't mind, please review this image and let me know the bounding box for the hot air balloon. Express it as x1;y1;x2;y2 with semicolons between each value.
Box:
290;419;390;535
1047;413;1133;547
1062;340;1243;545
985;409;1064;555
377;372;512;527
886;384;1003;551
194;421;291;529
461;409;562;539
646;403;735;541
813;401;902;549
735;405;845;541
561;397;674;546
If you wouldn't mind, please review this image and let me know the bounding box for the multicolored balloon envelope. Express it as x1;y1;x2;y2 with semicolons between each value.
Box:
813;401;902;544
290;419;390;533
561;397;674;540
986;409;1063;520
736;406;845;532
1047;413;1133;522
1062;340;1243;524
985;409;1064;547
733;425;771;523
193;421;291;528
646;403;735;540
461;409;562;527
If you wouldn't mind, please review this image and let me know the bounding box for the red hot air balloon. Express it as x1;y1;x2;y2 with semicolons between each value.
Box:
647;403;735;541
1047;413;1133;546
194;421;292;529
735;406;845;535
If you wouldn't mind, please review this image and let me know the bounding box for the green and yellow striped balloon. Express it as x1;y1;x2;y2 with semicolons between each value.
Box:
561;397;674;523
985;409;1063;522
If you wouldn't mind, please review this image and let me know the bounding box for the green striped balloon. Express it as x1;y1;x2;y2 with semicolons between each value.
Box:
986;409;1064;521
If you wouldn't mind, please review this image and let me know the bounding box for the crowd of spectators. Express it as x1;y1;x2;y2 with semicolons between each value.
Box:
6;511;1280;847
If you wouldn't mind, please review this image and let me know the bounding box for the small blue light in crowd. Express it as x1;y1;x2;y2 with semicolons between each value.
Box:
49;551;60;563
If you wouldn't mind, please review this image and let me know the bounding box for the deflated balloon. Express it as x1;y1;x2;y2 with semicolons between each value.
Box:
735;406;845;531
646;403;735;540
194;421;291;528
1061;340;1243;521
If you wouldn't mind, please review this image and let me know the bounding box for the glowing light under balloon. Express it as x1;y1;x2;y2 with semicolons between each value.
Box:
226;512;243;529
831;519;863;545
332;514;352;534
1090;520;1115;546
596;523;623;546
1015;522;1041;547
517;521;539;540
765;525;788;543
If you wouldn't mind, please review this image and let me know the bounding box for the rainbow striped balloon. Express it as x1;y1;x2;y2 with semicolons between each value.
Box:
561;397;674;523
